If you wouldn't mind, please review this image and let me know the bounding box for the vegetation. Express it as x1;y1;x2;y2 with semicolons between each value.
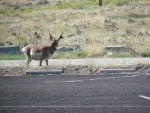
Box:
0;54;25;60
52;50;87;59
0;0;150;59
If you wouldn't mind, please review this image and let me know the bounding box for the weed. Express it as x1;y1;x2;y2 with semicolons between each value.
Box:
128;13;150;18
13;36;26;44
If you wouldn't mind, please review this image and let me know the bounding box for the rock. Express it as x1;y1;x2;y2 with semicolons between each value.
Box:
57;45;80;51
104;45;128;51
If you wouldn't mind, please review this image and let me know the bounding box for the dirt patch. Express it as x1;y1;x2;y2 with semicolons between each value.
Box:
0;64;149;76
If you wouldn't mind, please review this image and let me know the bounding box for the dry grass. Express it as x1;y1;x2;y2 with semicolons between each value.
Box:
0;0;150;58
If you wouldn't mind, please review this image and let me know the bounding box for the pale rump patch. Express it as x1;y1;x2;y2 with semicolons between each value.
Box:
21;47;26;52
30;51;42;60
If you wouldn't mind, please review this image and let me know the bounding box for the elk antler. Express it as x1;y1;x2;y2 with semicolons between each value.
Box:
49;31;54;41
59;31;63;39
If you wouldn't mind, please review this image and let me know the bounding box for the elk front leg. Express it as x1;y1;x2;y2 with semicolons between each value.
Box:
27;58;32;66
45;59;48;66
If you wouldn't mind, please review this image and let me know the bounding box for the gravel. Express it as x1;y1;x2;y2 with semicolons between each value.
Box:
0;64;149;76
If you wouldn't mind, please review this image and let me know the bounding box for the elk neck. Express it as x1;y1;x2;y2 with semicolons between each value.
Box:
48;41;57;54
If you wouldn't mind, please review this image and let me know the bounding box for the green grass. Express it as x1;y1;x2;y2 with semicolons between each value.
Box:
128;13;150;18
0;0;149;59
112;51;136;58
0;54;25;60
54;0;96;9
103;0;136;5
110;12;150;20
141;49;150;57
51;50;87;59
0;50;86;60
0;49;149;60
0;0;97;15
13;36;26;44
2;0;138;15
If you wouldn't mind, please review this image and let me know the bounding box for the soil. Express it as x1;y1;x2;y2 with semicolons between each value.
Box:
0;64;150;76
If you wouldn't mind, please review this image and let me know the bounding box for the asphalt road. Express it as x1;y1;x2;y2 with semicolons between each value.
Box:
0;74;150;113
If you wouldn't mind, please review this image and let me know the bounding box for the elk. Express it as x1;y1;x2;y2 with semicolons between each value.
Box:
22;31;63;66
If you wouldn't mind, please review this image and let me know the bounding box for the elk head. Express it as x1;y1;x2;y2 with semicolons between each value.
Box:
49;31;63;49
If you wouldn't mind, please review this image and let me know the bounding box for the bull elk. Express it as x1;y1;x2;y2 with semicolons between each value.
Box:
22;31;63;66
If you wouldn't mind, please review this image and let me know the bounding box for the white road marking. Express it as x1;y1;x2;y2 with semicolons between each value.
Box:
59;80;83;83
139;95;150;101
1;105;150;108
89;75;140;81
46;75;140;83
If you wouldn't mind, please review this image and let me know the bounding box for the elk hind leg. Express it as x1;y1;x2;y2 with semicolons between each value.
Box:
24;53;31;66
45;59;48;66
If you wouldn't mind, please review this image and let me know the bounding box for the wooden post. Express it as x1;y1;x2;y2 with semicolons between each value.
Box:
44;0;47;4
99;0;102;6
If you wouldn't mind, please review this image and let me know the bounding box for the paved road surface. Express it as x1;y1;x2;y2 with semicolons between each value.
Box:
0;74;150;113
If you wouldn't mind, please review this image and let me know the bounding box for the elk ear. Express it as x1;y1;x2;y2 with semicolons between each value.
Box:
49;31;54;41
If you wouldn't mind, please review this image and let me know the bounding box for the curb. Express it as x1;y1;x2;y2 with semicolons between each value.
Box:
26;70;64;75
98;68;136;74
0;46;21;54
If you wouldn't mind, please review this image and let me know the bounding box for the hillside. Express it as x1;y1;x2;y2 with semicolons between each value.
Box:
0;0;150;58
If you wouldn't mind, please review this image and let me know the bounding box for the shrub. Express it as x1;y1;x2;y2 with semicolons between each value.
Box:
141;49;150;57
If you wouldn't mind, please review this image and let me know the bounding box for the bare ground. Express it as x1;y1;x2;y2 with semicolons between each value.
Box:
0;64;150;76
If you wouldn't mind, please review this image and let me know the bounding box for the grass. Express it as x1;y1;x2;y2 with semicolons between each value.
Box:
103;0;137;5
0;0;150;59
128;13;150;18
0;54;25;60
0;50;86;60
0;0;97;15
51;50;87;59
112;51;135;58
141;49;150;57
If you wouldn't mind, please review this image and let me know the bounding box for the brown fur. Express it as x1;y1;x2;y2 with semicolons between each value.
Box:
22;32;63;66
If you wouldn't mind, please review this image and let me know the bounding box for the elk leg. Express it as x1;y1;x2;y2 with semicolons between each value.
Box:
26;50;32;66
27;58;32;66
45;59;48;66
39;60;43;66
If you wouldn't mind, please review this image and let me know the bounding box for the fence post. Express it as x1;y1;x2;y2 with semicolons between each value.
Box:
99;0;102;6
